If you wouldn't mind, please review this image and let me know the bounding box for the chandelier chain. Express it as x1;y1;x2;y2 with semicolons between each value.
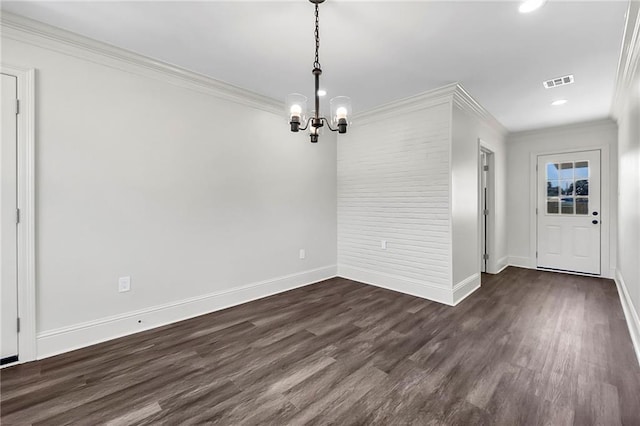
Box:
314;3;321;70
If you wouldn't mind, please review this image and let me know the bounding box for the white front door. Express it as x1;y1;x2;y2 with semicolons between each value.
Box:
1;73;19;363
537;150;601;275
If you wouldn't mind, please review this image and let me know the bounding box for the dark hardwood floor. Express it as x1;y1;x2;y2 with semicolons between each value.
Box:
2;267;639;425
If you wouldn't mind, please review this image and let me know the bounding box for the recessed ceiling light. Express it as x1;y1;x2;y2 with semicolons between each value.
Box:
317;89;327;96
519;0;547;13
551;99;568;106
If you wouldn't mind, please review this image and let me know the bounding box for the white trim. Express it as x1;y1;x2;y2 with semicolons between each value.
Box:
353;83;457;124
353;83;507;138
452;273;481;305
36;265;337;360
479;140;497;274
506;261;616;279
0;12;282;115
337;265;454;306
614;270;640;366
478;143;486;274
0;64;37;364
453;86;507;138
612;1;640;119
448;98;455;297
494;256;509;274
0;359;21;369
511;118;617;139
508;256;535;269
535;267;601;278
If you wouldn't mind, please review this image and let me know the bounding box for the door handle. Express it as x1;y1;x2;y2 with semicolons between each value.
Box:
592;220;599;224
592;212;598;216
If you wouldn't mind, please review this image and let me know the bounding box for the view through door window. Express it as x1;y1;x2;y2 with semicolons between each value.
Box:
546;161;589;215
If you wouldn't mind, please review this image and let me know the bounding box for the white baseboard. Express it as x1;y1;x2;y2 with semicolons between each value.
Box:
614;270;640;366
494;256;509;274
453;273;481;305
507;256;535;269
487;256;509;274
494;263;509;274
36;265;337;360
337;265;454;306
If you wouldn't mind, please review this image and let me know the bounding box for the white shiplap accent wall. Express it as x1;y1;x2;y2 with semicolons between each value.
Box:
338;101;453;303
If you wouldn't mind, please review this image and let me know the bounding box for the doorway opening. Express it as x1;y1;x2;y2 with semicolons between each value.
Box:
1;72;19;365
0;66;36;366
481;151;488;273
479;143;495;276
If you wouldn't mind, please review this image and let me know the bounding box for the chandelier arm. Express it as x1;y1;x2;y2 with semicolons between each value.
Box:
322;117;339;132
298;116;313;131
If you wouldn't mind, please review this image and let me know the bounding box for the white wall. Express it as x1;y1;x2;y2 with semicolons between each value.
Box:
337;98;454;304
506;119;618;278
614;1;640;363
2;26;337;358
451;102;508;288
338;84;506;305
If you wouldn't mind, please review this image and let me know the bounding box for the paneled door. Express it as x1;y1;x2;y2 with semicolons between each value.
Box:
1;73;19;363
537;150;601;275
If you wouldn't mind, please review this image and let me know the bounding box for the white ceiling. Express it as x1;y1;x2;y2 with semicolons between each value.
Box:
2;1;628;131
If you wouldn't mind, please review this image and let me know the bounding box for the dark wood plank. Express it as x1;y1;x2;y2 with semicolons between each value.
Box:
2;268;639;425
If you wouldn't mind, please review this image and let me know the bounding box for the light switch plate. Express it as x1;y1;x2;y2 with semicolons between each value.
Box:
299;249;306;259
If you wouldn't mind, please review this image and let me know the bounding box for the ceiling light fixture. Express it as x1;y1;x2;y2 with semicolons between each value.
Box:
286;0;351;143
519;0;547;13
551;99;568;106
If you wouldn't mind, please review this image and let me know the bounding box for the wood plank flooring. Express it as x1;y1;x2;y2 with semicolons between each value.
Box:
2;267;639;425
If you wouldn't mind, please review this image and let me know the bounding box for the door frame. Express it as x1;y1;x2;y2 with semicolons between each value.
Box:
1;64;36;364
478;139;497;274
529;144;614;278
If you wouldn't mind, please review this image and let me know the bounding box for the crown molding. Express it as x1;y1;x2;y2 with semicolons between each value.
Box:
0;12;284;115
353;82;507;136
612;1;640;119
353;83;458;124
508;117;617;142
452;84;508;137
0;12;507;132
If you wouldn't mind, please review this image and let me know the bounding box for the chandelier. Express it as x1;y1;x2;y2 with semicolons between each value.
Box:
286;0;352;143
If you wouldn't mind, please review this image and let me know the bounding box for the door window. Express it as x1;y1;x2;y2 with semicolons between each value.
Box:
546;161;589;215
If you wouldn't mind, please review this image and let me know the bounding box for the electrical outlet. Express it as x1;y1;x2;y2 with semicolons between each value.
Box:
381;240;387;250
299;249;306;259
118;276;131;293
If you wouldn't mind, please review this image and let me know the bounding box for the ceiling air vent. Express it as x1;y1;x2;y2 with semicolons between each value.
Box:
543;75;574;89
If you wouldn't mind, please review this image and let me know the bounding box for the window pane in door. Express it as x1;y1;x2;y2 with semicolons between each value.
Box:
575;179;589;196
547;181;559;196
547;199;559;214
560;180;574;195
575;161;589;179
560;163;573;180
561;197;574;214
546;163;559;180
576;198;589;215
